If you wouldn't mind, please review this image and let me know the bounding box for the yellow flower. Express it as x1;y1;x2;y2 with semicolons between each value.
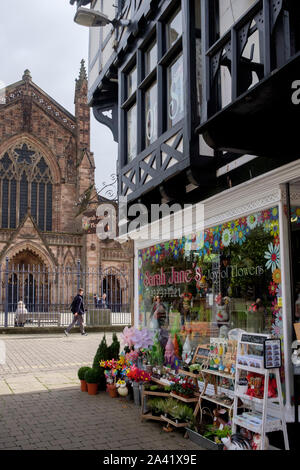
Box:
272;269;281;284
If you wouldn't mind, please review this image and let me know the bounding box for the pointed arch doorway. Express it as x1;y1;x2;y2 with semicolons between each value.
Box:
8;249;50;312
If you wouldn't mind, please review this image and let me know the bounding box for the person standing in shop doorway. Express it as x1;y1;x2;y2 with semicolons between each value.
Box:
64;288;87;336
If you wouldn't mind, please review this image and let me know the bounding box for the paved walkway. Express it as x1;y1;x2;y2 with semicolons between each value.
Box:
0;333;201;450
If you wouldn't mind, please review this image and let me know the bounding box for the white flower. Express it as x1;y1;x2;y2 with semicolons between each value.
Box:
222;229;231;247
264;243;280;272
247;214;258;229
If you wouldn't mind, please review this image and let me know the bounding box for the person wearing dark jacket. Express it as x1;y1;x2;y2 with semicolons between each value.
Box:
64;288;87;336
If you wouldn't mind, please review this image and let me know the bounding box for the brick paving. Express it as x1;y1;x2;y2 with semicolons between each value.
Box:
0;333;201;451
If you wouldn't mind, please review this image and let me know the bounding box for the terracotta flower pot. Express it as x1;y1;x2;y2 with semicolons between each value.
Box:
80;379;88;392
87;383;98;395
107;384;118;398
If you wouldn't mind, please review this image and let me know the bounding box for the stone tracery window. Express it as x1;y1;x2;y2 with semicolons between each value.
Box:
0;143;53;231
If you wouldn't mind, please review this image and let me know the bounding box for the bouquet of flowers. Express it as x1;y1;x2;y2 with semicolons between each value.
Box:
170;377;196;398
126;365;151;383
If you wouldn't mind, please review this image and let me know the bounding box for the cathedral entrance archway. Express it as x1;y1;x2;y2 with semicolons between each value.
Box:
8;249;50;312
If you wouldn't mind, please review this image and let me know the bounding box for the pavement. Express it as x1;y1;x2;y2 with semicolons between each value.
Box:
0;332;201;451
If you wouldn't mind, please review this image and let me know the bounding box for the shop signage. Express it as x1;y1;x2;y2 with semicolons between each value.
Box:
143;264;265;287
143;267;202;287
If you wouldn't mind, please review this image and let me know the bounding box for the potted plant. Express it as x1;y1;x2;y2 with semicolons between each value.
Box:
92;335;110;391
84;368;99;395
77;366;90;392
185;423;231;450
106;382;119;398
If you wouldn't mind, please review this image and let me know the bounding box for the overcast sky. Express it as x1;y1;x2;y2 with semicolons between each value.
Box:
0;0;117;192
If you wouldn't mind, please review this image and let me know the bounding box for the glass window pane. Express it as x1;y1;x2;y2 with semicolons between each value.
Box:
127;67;137;98
145;82;158;147
10;179;16;229
19;173;28;223
127;104;137;163
145;42;157;76
46;183;53;232
167;9;183;49
38;183;45;231
167;54;184;128
138;206;283;362
2;178;8;228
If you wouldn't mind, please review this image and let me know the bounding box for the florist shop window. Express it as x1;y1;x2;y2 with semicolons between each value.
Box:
138;207;282;349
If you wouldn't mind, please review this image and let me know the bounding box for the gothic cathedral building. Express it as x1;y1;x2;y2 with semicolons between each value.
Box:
0;62;133;311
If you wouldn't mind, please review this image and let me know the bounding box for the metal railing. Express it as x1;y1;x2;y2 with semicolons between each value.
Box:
0;258;132;328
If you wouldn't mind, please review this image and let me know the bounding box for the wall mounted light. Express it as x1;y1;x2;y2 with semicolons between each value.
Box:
74;6;131;28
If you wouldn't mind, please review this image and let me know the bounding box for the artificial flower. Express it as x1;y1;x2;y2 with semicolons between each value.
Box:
268;282;278;297
237;226;246;245
270;221;279;237
221;228;231;247
272;268;281;284
247;213;258;229
264;243;280;272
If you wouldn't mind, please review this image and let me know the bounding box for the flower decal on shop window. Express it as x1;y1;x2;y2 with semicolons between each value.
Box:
270;221;279;237
271;299;280;315
272;268;282;284
264;243;280;272
247;213;258;229
270;207;279;220
268;282;278;297
221;228;231;247
236;226;246;245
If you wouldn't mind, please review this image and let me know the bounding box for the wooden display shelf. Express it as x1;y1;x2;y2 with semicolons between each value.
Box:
143;390;170;397
151;377;171;386
141;412;164;422
235;392;279;405
200;368;235;380
178;369;202;379
199;394;234;409
236;364;266;375
161;415;189;428
169;392;198;403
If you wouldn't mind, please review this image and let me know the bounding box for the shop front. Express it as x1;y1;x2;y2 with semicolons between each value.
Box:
133;160;300;423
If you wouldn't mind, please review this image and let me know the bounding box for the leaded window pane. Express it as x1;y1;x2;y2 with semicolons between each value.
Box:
38;183;45;231
31;182;37;221
2;179;9;228
166;9;183;49
145;81;158;147
167;54;184;128
127;67;137;98
46;183;52;232
10;179;16;229
145;42;157;76
127;104;137;163
19;173;28;223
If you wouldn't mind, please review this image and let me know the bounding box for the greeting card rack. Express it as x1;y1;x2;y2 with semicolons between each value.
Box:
232;332;289;450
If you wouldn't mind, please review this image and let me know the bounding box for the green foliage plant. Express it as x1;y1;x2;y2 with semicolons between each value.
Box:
77;366;91;380
84;368;99;384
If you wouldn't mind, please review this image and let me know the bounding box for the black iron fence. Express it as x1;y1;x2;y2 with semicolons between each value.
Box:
0;258;132;328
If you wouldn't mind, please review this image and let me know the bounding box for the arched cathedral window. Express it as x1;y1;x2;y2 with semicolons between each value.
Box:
0;143;53;231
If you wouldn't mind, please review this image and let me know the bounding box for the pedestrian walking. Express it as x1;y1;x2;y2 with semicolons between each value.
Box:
93;293;99;308
64;288;87;336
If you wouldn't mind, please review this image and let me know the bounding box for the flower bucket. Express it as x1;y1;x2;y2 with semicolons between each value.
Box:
87;383;98;395
107;384;118;398
80;380;88;392
132;381;141;406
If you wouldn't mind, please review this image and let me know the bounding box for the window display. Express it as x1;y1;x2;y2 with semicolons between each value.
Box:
138;207;283;349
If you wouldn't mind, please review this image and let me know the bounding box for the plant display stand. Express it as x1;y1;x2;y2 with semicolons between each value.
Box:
198;368;235;421
141;378;171;422
232;333;289;450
